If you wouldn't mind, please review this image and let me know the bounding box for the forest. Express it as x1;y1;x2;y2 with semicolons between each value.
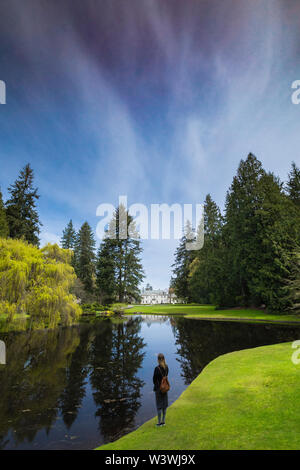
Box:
171;153;300;314
0;153;299;329
0;164;144;327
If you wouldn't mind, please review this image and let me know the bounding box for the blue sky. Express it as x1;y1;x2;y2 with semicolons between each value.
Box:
0;0;299;288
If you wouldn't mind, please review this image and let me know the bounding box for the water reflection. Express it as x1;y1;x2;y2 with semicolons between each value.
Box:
174;318;300;384
0;327;81;448
0;315;299;449
90;318;145;442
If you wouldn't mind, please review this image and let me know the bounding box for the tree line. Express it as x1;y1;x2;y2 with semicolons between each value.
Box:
61;204;144;305
172;154;300;313
0;164;144;319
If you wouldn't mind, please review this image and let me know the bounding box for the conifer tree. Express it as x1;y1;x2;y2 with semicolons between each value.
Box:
223;153;266;306
5;164;41;246
171;153;300;313
171;221;196;301
0;187;9;238
61;220;76;249
96;205;144;303
96;239;116;304
286;162;300;207
248;172;298;311
288;249;300;314
221;154;298;311
74;222;96;294
188;195;223;304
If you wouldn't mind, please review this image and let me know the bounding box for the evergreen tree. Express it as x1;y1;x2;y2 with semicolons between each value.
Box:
96;205;144;303
171;221;196;301
248;172;298;312
288;248;300;314
286;162;300;247
171;153;300;313
96;239;117;304
61;220;76;250
221;154;298;311
5;164;41;246
188;195;223;304
74;222;96;294
0;187;9;238
286;162;300;207
223;153;266;306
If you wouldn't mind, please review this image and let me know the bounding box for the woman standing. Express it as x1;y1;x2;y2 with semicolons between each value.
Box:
153;353;169;426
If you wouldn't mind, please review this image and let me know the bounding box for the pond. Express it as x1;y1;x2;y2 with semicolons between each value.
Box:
0;314;300;450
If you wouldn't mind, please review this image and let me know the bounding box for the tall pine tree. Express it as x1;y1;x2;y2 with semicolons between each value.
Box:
0;187;9;238
96;239;117;304
288;248;300;314
221;154;298;311
286;162;300;207
171;220;196;302
188;194;223;304
5;164;41;245
74;222;96;294
61;220;76;249
96;204;144;303
223;153;266;306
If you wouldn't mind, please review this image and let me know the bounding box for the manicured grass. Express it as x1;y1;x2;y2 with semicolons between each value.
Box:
111;303;131;310
124;304;300;323
97;341;300;450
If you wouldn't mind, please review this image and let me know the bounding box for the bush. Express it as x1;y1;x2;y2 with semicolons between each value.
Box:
82;302;108;314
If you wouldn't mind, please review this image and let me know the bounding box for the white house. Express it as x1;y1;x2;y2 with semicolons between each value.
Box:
140;288;181;305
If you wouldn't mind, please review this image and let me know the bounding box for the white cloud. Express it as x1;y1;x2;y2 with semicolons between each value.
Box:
39;231;60;248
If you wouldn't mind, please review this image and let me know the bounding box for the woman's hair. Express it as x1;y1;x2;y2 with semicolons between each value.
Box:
157;353;167;369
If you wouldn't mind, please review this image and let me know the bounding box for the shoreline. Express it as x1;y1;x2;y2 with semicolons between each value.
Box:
97;341;300;450
124;304;300;326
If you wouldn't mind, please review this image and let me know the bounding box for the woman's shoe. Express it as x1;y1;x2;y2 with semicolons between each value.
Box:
161;422;165;426
156;423;161;427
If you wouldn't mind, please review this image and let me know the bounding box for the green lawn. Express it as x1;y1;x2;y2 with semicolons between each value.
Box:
97;341;300;450
124;304;300;323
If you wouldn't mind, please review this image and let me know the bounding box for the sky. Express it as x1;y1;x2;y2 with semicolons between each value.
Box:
0;0;299;288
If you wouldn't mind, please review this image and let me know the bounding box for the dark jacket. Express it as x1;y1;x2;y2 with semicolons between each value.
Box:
153;365;169;392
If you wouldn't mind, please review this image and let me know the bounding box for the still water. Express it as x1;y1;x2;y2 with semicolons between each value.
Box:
0;314;300;450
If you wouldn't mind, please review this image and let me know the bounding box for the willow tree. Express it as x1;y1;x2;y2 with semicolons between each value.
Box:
0;238;81;328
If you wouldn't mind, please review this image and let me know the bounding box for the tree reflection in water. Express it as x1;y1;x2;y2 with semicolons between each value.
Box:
0;327;81;448
1;315;300;449
0;317;146;448
89;317;145;443
174;317;300;385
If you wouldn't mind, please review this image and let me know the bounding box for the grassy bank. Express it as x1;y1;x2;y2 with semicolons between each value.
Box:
124;304;300;323
97;341;300;450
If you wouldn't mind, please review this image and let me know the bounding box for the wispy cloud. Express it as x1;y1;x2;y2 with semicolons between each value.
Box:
0;0;299;286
